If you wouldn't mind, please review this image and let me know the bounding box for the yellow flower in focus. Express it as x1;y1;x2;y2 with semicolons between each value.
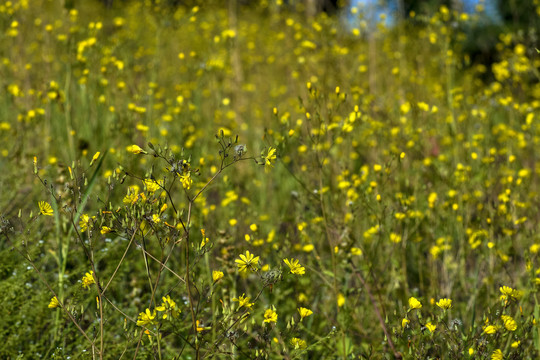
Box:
436;298;452;310
297;307;313;320
212;270;224;282
48;296;60;308
235;250;260;273
136;308;156;326
408;297;422;310
283;258;305;275
82;270;95;289
263;308;278;323
38;201;53;216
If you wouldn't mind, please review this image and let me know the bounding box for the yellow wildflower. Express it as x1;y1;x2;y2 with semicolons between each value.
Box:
436;298;452;310
136;308;156;326
283;258;305;275
408;297;422;310
263;308;278;323
297;307;313;320
38;201;53;216
48;296;60;308
82;270;95;289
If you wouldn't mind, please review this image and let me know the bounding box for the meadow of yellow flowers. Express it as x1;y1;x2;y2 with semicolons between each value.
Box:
1;0;540;359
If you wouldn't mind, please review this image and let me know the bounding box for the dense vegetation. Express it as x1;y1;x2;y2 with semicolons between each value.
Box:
1;0;540;359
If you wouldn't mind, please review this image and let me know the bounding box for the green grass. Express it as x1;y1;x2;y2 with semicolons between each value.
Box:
1;0;540;359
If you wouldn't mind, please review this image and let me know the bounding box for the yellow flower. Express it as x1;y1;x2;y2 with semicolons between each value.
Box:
82;270;95;289
123;191;139;205
90;151;100;165
402;318;410;328
290;337;307;349
435;298;452;310
469;348;475;355
197;320;204;332
263;308;278;323
48;296;60;308
79;214;94;233
263;147;277;172
483;325;499;334
235;250;260;273
179;172;192;189
136;308;156;326
501;315;517;331
425;322;436;333
100;226;112;234
127;144;147;154
408;297;422;310
155;295;180;320
390;232;401;243
491;349;503;360
283;258;305;275
144;179;162;193
337;293;345;307
499;286;522;302
232;293;254;309
297;307;313;320
212;270;224;282
511;340;520;348
38;201;53;216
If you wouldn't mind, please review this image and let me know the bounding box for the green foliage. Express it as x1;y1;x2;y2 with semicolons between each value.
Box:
1;0;540;359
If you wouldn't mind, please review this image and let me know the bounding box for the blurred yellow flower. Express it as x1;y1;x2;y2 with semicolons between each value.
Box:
263;308;278;323
82;270;95;289
212;270;224;282
126;144;147;154
425;322;436;333
48;296;60;309
501;315;517;331
290;337;307;349
491;349;503;360
263;147;277;172
297;307;313;320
